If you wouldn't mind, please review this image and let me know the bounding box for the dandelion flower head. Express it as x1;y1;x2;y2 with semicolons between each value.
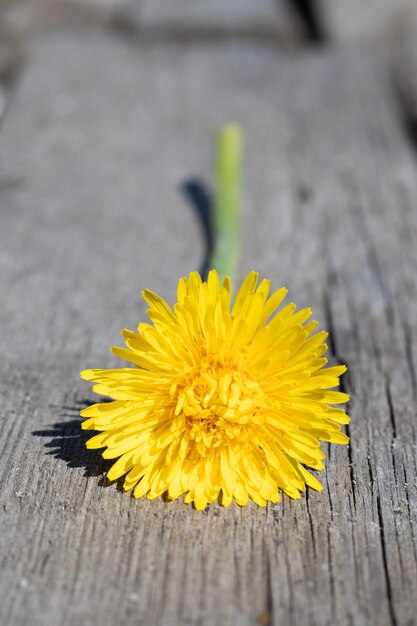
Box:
81;270;349;510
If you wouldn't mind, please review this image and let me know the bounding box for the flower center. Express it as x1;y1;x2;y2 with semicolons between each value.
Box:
170;360;266;454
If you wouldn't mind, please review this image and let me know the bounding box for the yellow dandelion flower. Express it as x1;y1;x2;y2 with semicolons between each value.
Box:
80;270;349;510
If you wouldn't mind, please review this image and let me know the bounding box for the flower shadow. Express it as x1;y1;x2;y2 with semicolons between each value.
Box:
181;178;213;280
32;399;115;483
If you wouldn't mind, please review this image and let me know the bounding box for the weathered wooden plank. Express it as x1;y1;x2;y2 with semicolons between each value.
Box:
137;0;283;33
124;0;413;44
394;7;417;150
241;48;417;626
0;31;204;625
1;22;417;626
325;0;411;44
3;0;413;45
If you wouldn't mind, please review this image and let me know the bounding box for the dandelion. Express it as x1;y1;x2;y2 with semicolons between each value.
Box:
80;270;349;510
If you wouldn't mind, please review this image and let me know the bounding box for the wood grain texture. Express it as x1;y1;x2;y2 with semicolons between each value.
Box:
1;18;417;626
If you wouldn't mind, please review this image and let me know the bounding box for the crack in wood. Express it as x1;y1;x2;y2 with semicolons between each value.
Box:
326;525;336;620
385;383;397;440
404;323;417;405
376;495;398;626
263;541;274;626
305;490;317;560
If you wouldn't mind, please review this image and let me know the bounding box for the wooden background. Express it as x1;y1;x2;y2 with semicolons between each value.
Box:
1;1;417;624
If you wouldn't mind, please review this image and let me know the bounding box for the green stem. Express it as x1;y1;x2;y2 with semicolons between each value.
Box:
211;124;243;284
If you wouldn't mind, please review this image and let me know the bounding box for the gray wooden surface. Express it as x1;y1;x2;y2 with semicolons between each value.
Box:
1;3;417;626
